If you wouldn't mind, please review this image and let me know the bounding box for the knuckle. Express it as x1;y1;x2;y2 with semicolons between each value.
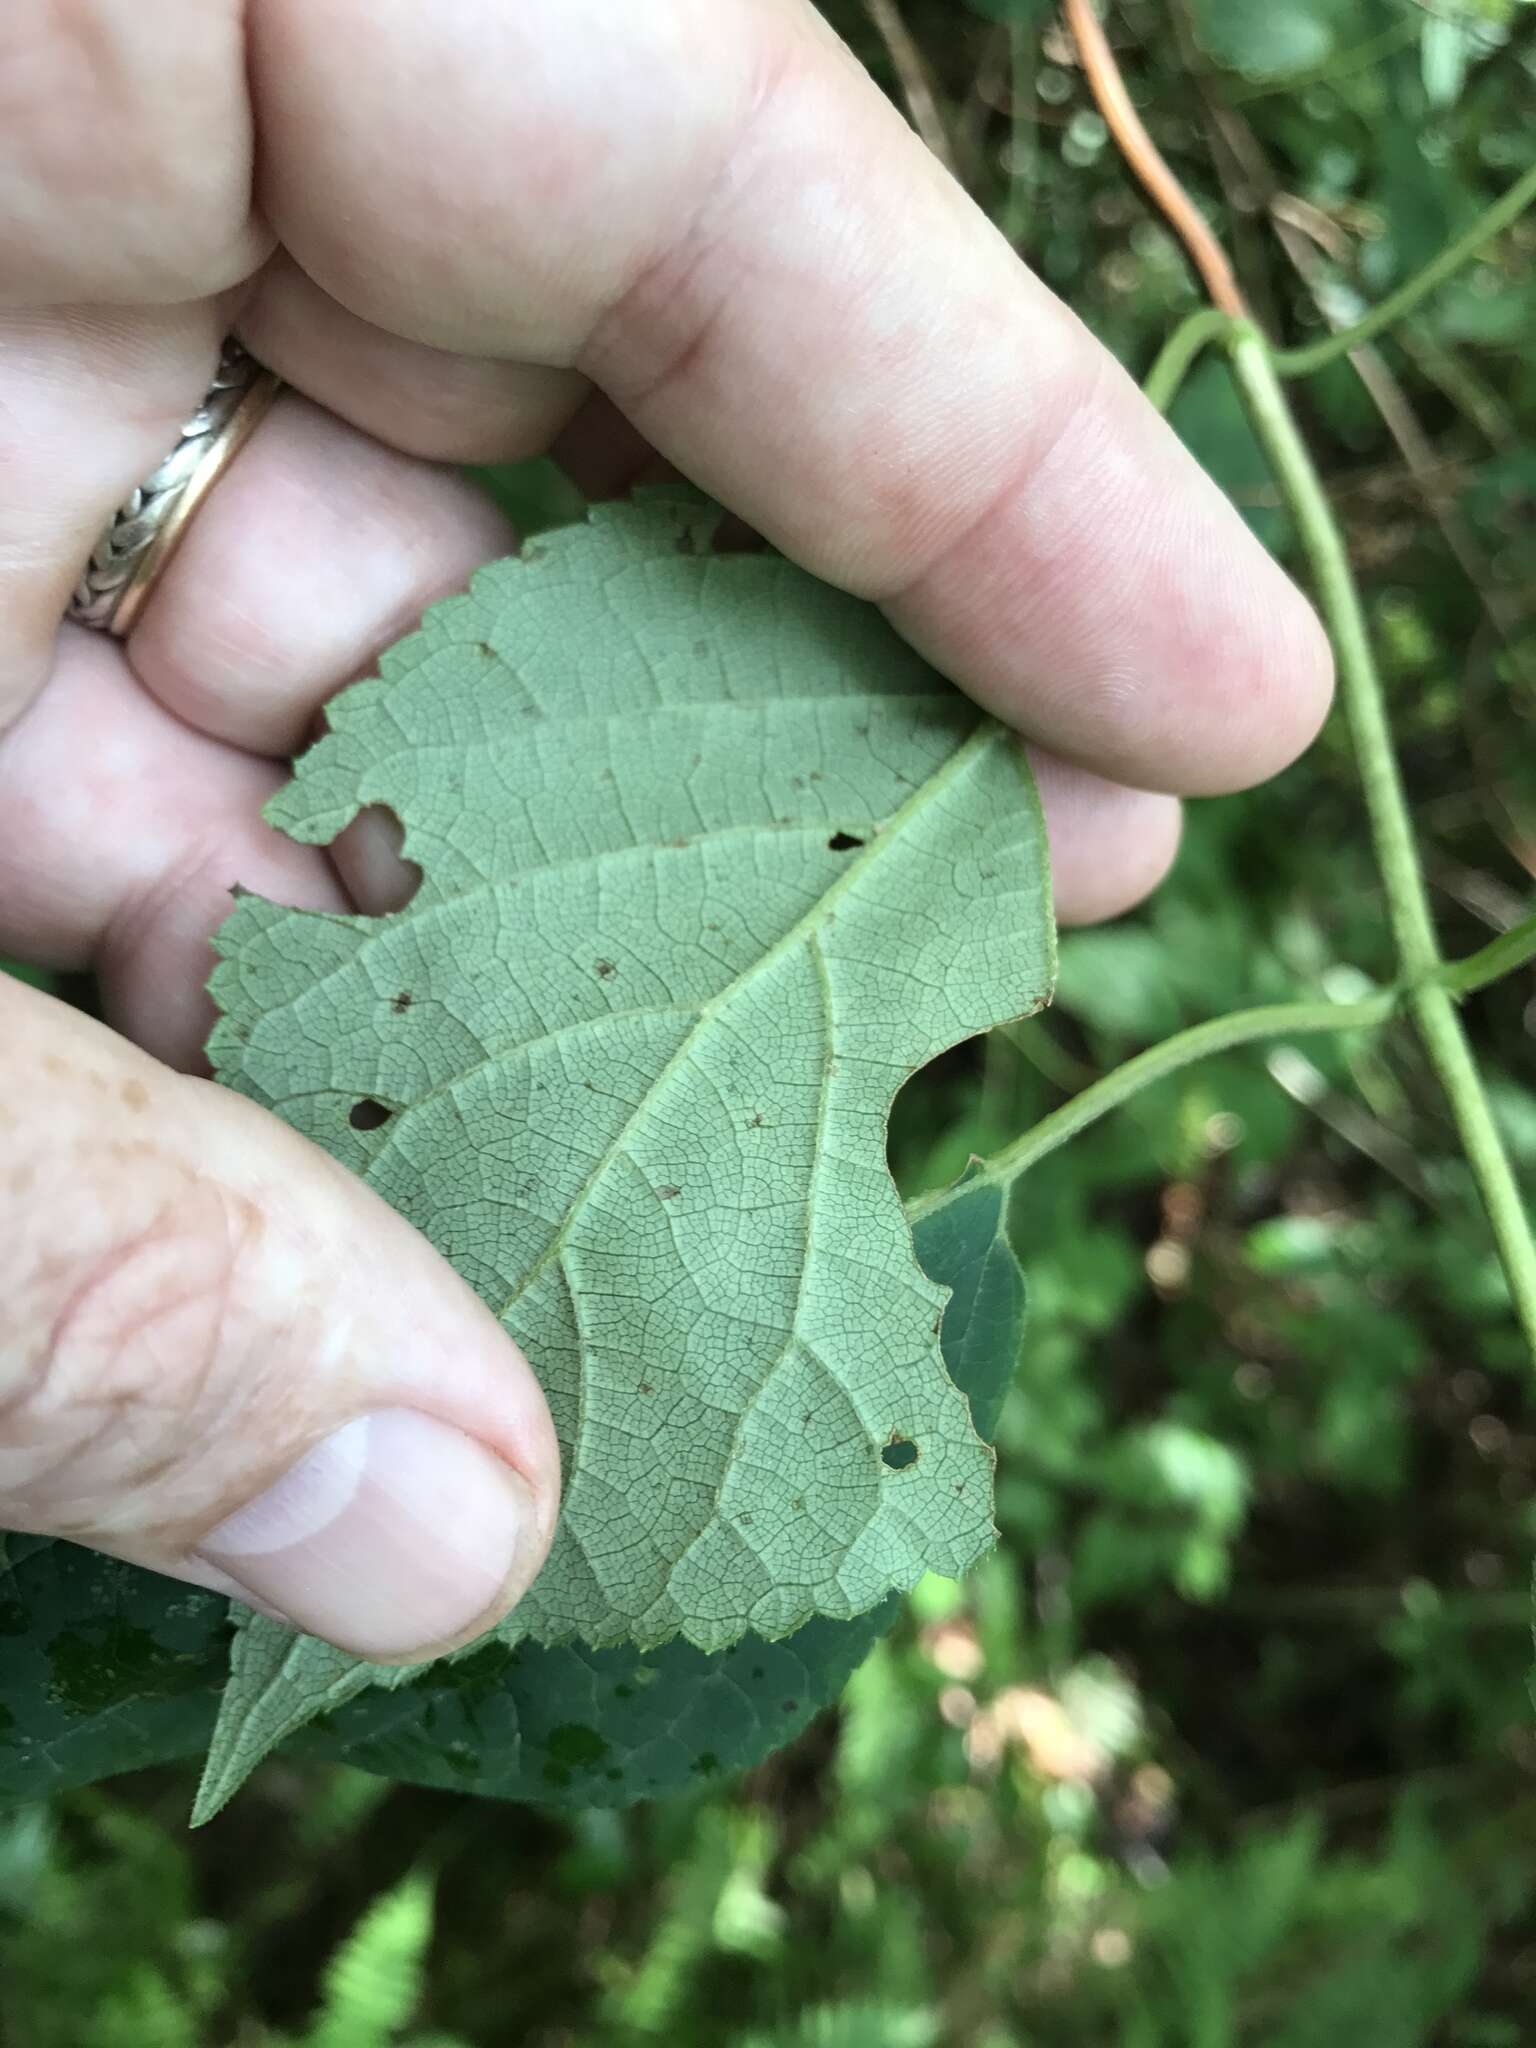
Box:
40;1179;249;1408
1;1166;292;1544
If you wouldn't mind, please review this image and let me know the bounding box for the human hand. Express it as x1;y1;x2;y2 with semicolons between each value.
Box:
0;0;1331;1661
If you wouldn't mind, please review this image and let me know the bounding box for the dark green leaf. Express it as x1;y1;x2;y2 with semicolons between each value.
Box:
0;1539;224;1805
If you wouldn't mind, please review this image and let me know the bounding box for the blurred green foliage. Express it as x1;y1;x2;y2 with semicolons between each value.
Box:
6;0;1536;2038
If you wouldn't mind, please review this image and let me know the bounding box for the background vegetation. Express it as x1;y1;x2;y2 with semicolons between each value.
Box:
5;0;1536;2039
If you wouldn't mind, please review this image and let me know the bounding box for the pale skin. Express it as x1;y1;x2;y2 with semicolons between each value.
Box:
0;0;1332;1662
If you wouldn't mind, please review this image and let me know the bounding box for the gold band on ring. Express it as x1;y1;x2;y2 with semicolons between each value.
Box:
68;340;282;637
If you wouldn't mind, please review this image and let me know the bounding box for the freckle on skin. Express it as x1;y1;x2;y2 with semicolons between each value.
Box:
44;1054;68;1078
9;1164;33;1196
120;1078;149;1113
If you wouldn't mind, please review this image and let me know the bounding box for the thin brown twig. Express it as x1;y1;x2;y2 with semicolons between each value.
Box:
1164;0;1284;332
1060;0;1247;316
862;0;958;177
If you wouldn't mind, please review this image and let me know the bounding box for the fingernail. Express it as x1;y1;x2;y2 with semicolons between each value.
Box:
196;1409;536;1660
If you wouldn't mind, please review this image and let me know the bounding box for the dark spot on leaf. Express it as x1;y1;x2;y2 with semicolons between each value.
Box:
405;1640;512;1708
801;1412;813;1428
827;831;864;853
781;1700;799;1714
544;1724;610;1776
675;530;696;554
882;1436;919;1471
979;867;996;880
748;1112;764;1128
692;1752;720;1776
614;1684;633;1700
793;1496;805;1511
391;991;413;1014
476;640;496;659
0;1600;29;1638
809;770;823;782
45;1622;213;1716
638;1382;654;1396
349;1098;393;1132
751;1666;765;1680
595;959;617;979
521;543;547;563
932;1314;942;1335
738;1512;754;1527
655;1184;681;1200
605;1767;622;1781
693;639;709;658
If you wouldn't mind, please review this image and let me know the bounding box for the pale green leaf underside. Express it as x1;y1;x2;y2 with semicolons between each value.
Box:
201;492;1053;1815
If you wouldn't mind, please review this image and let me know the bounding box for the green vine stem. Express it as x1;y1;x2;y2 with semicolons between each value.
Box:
907;905;1536;1233
1142;161;1536;415
1439;913;1536;999
936;15;1536;1347
1271;160;1536;378
923;293;1536;1343
1225;326;1435;976
906;993;1395;1223
1143;307;1236;413
1137;324;1536;1349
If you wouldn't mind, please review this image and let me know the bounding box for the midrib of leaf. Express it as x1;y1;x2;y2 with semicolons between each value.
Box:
491;717;998;1327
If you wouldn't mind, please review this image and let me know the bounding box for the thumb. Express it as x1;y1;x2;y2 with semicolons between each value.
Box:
1;976;560;1662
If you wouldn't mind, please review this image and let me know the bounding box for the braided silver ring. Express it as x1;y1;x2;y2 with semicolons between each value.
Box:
68;339;282;637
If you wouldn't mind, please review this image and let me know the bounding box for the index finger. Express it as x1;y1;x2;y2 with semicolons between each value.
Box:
250;0;1331;797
